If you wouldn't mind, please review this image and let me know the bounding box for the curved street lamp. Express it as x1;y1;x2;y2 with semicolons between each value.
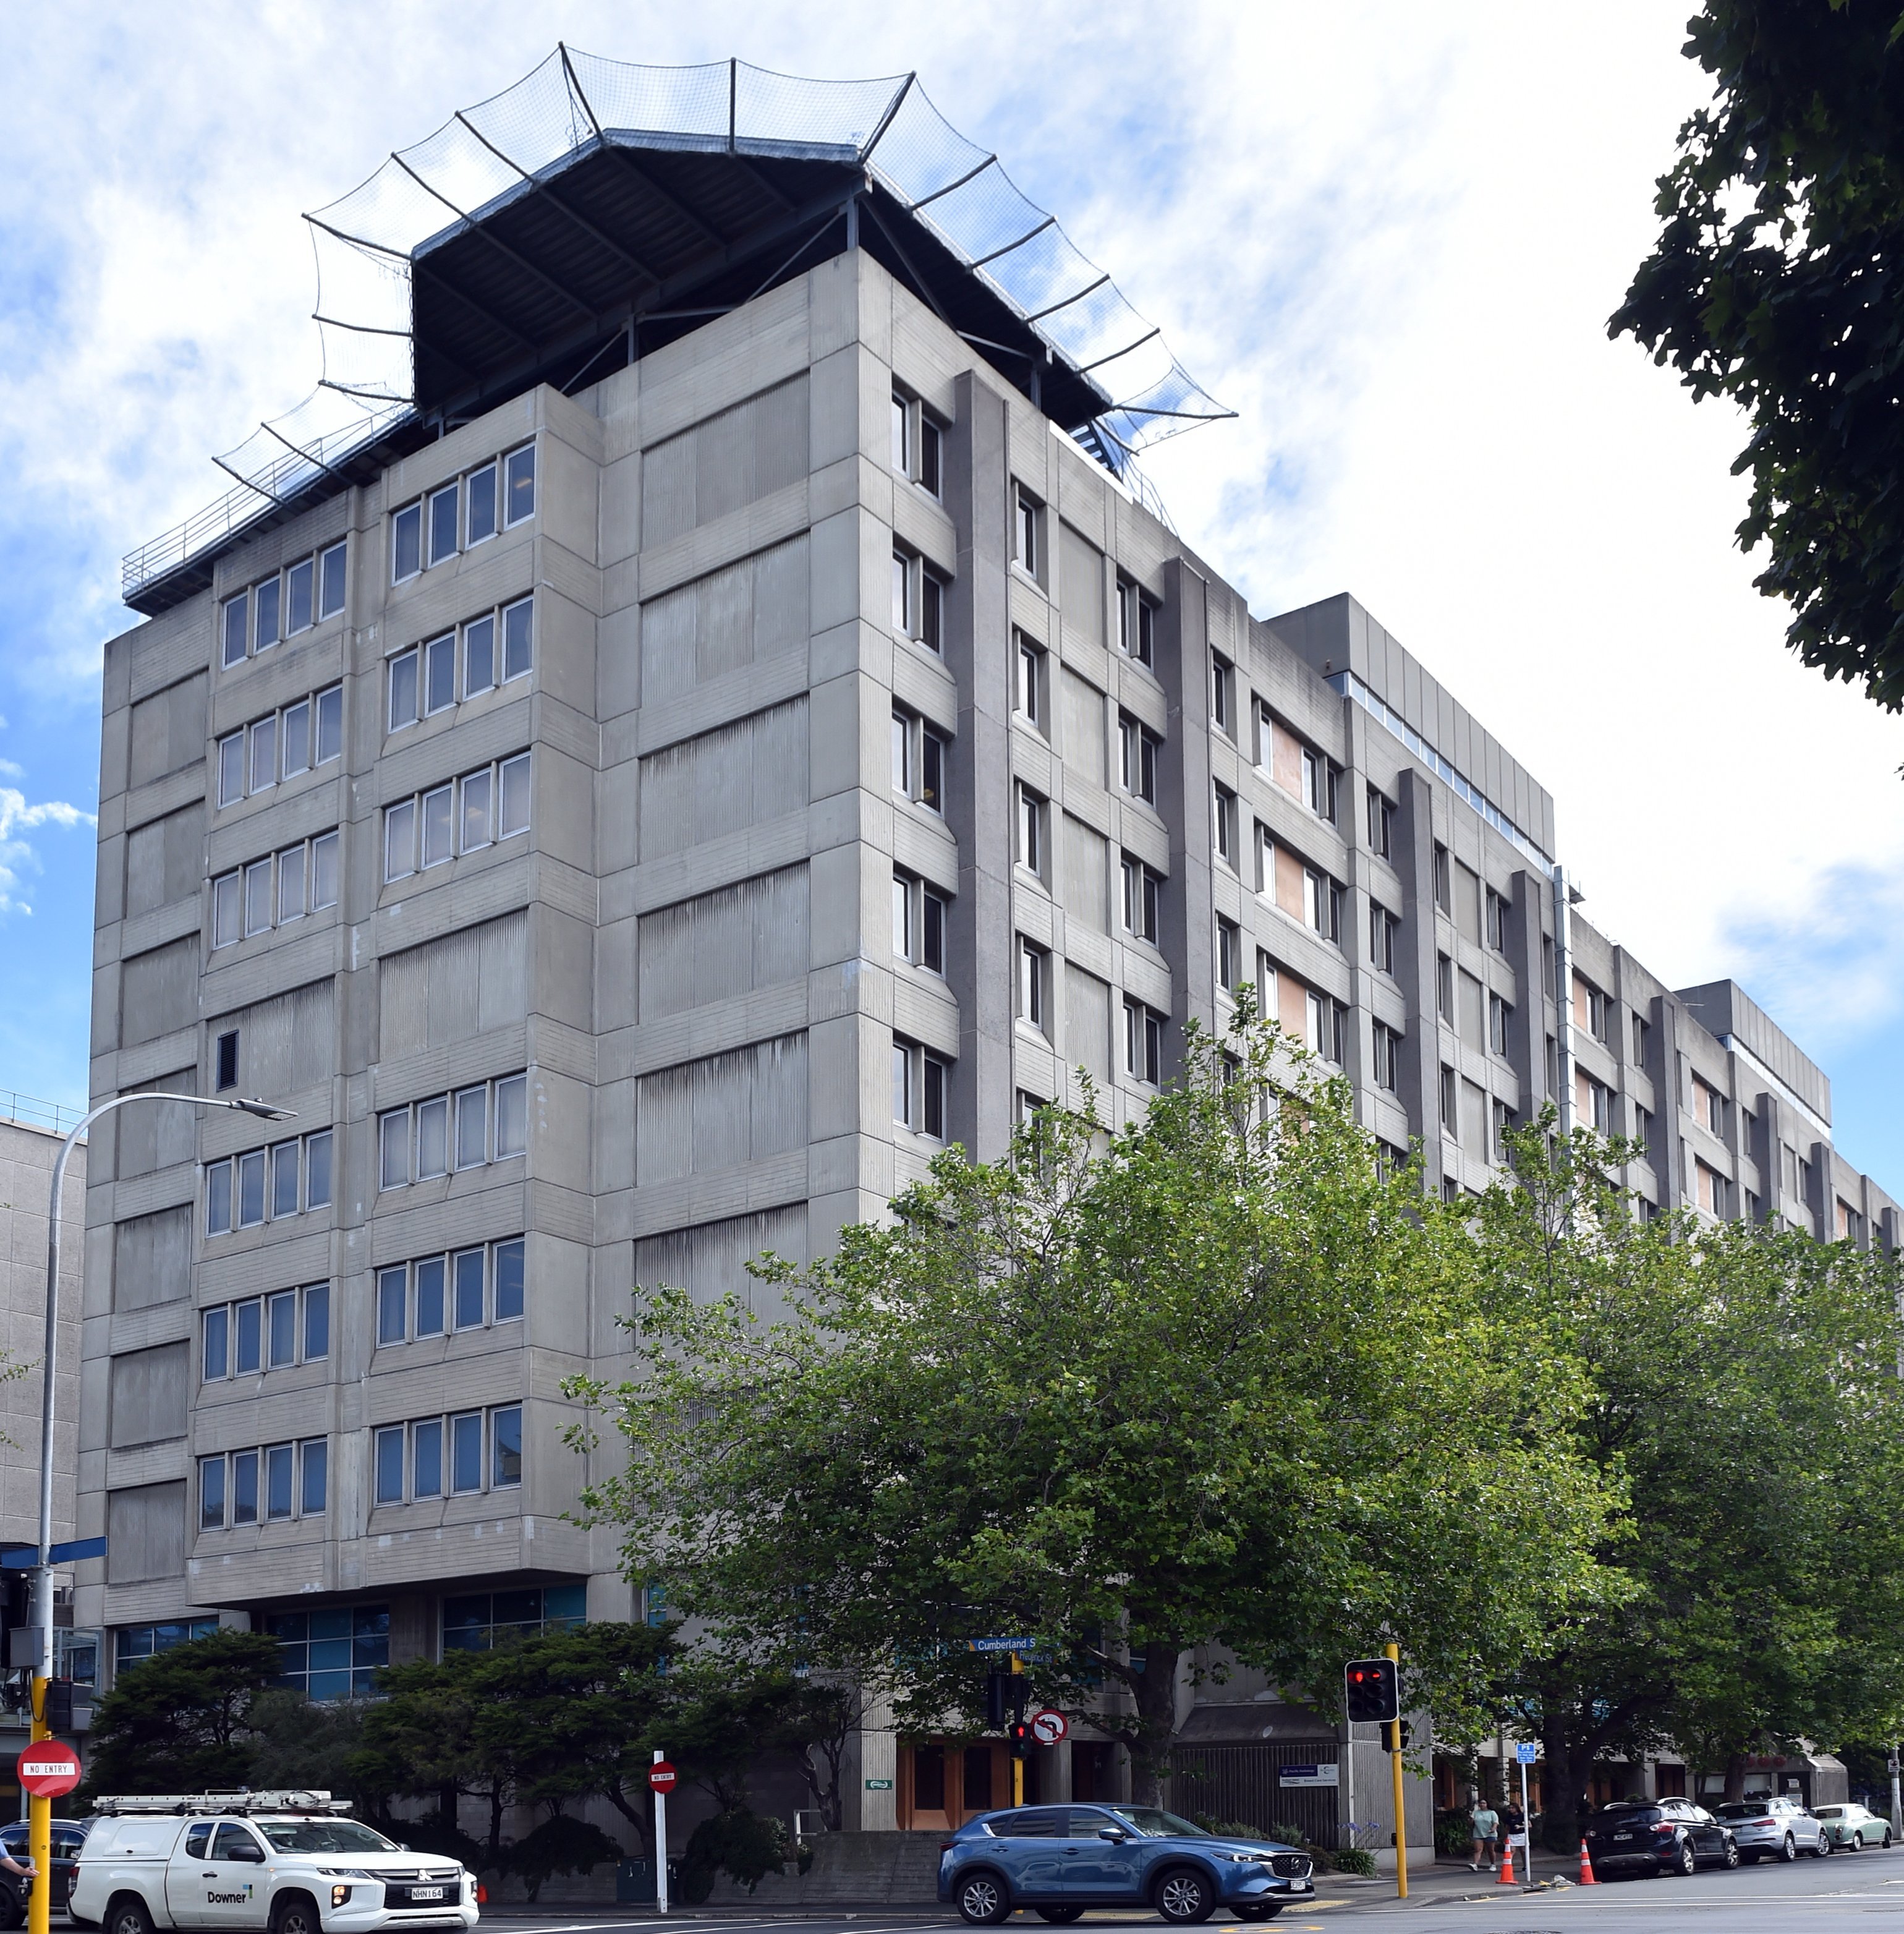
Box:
23;1089;293;1934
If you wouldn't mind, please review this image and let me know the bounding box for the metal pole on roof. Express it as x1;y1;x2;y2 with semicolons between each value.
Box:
728;58;737;153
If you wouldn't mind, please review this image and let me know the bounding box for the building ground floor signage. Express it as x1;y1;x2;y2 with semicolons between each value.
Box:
1277;1763;1340;1788
865;1778;894;1790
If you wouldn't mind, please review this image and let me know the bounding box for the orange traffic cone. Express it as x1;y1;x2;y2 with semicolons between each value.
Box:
1497;1838;1516;1886
1578;1838;1598;1885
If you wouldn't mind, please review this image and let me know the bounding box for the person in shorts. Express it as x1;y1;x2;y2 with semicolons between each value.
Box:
1470;1799;1500;1870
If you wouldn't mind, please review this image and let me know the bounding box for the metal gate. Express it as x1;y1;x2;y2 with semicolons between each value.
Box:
1168;1741;1344;1850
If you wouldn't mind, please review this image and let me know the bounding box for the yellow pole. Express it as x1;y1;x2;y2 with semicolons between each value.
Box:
1386;1643;1406;1901
1011;1653;1024;1805
28;1675;48;1934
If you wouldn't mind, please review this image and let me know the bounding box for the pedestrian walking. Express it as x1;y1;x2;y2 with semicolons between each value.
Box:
1470;1797;1500;1871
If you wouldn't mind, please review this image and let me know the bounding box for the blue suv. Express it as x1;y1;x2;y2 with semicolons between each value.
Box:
938;1804;1316;1924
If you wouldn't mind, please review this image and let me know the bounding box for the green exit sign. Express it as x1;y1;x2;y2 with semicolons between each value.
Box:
864;1778;894;1791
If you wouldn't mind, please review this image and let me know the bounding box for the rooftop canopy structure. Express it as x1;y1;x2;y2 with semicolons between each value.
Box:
123;49;1232;615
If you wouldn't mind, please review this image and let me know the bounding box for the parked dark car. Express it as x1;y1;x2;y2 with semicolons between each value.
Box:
1583;1799;1739;1880
0;1818;90;1927
938;1804;1315;1925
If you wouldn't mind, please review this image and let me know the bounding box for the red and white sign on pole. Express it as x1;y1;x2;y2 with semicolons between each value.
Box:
17;1742;80;1799
650;1753;674;1917
1030;1710;1069;1746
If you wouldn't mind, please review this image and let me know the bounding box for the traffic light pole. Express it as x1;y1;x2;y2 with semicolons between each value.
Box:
1385;1643;1406;1900
27;1089;292;1934
1011;1653;1024;1807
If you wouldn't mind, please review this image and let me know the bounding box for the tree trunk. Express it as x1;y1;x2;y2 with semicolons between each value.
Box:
1539;1719;1587;1852
605;1784;652;1856
486;1780;506;1871
1128;1642;1184;1807
1723;1753;1746;1804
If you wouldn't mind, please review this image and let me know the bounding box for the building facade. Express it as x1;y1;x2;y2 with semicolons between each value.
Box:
82;67;1895;1848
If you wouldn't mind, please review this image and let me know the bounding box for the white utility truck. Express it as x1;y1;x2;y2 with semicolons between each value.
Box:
68;1794;478;1934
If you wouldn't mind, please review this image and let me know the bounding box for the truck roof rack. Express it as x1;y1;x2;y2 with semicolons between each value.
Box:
92;1792;354;1817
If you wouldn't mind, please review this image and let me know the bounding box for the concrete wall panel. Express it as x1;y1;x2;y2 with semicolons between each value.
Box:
108;1341;190;1449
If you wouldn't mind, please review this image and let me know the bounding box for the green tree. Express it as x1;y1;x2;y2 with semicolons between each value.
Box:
569;1011;1622;1797
1476;1122;1904;1846
1612;0;1904;709
85;1629;283;1793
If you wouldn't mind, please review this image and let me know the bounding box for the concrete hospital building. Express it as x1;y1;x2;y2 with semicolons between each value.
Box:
74;54;1897;1848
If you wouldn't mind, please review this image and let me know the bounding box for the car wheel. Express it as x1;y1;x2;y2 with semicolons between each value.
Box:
271;1895;322;1934
1154;1867;1217;1925
1885;1829;1895;1850
1815;1833;1832;1857
956;1873;1012;1926
1721;1836;1740;1870
104;1898;154;1934
1034;1911;1084;1925
1674;1838;1696;1877
1779;1833;1798;1863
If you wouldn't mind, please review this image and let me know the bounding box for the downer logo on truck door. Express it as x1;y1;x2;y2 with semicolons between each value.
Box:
206;1888;255;1906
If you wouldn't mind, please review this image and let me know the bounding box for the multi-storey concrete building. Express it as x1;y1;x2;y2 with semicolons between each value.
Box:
80;54;1894;1850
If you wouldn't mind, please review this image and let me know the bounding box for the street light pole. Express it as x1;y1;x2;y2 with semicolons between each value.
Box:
26;1089;292;1934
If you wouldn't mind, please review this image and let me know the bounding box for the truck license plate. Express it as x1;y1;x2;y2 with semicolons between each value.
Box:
410;1888;445;1901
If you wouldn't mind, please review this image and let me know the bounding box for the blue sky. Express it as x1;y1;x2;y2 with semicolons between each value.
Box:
4;1;1901;1184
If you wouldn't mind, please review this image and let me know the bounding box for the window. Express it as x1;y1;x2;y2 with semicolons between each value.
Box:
1437;953;1454;1023
373;1240;526;1346
1492;1099;1513;1164
1485;887;1508;952
1695;1157;1729;1216
1303;868;1341;943
1632;1013;1651;1062
891;390;942;495
211;832;339;947
428;483;459;567
466;461;498;546
264;1604;387;1702
389;597;531;733
1015;633;1046;730
216;684;342;807
205;1130;331;1235
215;1030;239;1093
116;1618;219;1674
504;443;537;524
1369;903;1397;974
893;1037;950;1138
1212;783;1238;867
1372;1020;1401;1091
376;1075;528;1190
1121;855;1161;942
893;871;947;973
196;1437;328;1529
1013;484;1043;579
1119;712;1160;803
1489;991;1512;1056
1216;916;1240;991
1307;990;1345;1064
1018;938;1048;1034
891;547;946;651
395;447;530;584
391;501;422;582
1573;974;1609;1042
1633;1103;1654;1146
1691;1073;1725;1136
384;754;530;881
441;1584;586;1653
1577;1068;1612;1130
1367;786;1394;859
891;710;946;812
1440;1063;1459;1137
1124;999;1163;1084
1301;746;1338;822
1116;577;1155;667
1433;842;1451;914
1016;783;1047;878
373;1406;524;1509
1210;653;1235;733
219;545;347;667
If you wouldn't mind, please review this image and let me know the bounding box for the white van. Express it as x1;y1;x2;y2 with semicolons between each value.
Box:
68;1794;477;1934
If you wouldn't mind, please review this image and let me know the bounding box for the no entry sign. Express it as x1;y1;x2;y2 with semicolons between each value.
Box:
17;1740;80;1798
1031;1710;1068;1745
647;1760;678;1794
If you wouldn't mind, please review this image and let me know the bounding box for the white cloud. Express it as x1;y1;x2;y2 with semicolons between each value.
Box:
0;790;96;918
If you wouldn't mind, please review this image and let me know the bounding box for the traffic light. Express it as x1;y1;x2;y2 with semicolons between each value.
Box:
985;1671;1008;1729
1385;1719;1413;1754
1008;1721;1032;1758
1344;1658;1399;1725
42;1677;73;1734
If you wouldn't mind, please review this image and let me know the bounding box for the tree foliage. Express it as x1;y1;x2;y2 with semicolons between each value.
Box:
1612;0;1904;708
1476;1122;1904;1846
85;1629;284;1794
568;1012;1624;1796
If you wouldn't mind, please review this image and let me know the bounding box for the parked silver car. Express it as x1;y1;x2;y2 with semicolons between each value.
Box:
1710;1796;1830;1862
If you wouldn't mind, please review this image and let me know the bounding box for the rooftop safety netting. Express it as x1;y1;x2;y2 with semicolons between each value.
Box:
124;49;1231;603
